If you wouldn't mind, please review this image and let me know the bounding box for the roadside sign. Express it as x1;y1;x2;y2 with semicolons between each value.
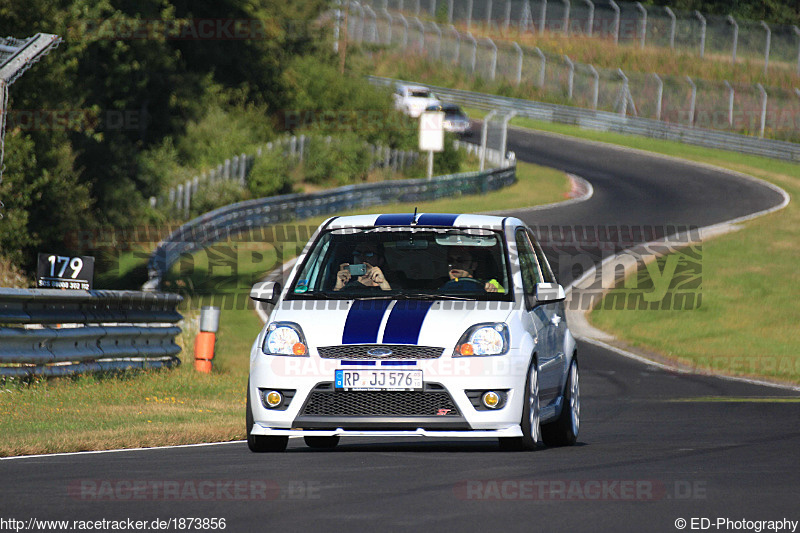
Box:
36;253;95;290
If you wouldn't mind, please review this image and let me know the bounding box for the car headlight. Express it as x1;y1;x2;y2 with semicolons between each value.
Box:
454;323;509;357
262;322;308;356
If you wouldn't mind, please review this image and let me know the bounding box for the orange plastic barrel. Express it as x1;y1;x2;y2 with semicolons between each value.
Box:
193;331;216;373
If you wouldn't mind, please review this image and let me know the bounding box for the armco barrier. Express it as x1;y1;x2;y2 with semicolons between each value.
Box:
0;288;183;377
145;160;516;286
369;76;800;163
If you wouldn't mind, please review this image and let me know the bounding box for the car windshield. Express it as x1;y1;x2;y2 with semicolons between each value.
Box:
410;89;433;98
289;227;512;301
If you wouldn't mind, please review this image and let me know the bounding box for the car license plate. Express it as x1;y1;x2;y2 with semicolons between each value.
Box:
335;369;423;391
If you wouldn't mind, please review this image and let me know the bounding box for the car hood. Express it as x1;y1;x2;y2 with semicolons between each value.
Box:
270;299;515;350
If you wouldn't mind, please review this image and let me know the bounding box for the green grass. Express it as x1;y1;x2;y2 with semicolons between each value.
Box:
0;160;568;457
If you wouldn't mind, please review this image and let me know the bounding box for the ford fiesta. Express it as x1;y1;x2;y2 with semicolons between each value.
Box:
246;213;579;452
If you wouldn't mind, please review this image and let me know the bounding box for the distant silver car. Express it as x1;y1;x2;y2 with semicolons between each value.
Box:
426;103;471;135
393;84;441;118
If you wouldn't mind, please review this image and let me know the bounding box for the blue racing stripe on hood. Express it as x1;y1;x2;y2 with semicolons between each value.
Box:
381;300;433;345
416;213;458;226
342;300;392;344
374;213;416;226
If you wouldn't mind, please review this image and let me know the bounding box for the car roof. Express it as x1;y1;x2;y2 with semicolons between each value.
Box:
400;84;433;92
324;213;521;231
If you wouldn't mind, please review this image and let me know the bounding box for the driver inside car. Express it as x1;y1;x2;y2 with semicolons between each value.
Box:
441;247;505;293
333;243;392;291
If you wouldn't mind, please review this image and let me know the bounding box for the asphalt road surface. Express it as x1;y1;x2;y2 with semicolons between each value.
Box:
2;128;797;533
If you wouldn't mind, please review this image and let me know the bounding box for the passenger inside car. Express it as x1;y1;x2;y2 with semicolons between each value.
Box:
440;247;505;293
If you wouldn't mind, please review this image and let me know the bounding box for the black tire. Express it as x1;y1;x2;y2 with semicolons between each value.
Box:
499;357;540;451
246;381;288;453
541;358;580;447
304;436;340;449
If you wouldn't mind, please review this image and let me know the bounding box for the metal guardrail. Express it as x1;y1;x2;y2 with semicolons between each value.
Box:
369;76;800;163
0;289;183;377
145;160;517;286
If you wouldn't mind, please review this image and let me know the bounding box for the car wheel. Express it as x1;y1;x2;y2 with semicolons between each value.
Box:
304;436;340;449
246;381;288;453
542;358;580;447
499;357;540;451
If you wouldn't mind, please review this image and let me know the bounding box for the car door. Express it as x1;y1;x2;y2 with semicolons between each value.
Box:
514;230;562;405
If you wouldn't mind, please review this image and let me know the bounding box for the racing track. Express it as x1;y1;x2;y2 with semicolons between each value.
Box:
2;128;798;533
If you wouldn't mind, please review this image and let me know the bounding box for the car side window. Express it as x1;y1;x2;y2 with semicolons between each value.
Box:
530;232;556;283
515;230;543;294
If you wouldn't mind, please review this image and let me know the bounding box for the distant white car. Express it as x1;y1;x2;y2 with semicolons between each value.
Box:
393;84;441;118
247;213;580;452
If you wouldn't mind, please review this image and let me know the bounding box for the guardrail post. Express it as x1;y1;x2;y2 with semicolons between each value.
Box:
756;83;767;139
694;11;706;58
609;0;620;44
194;306;220;373
535;47;546;88
723;81;734;128
583;0;594;37
760;21;771;75
653;73;663;121
480;110;497;171
564;55;574;99
686;76;697;126
664;7;676;49
512;42;523;85
635;2;647;49
727;16;739;64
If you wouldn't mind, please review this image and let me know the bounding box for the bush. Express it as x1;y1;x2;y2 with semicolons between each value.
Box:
302;135;372;185
246;150;294;198
189;179;249;218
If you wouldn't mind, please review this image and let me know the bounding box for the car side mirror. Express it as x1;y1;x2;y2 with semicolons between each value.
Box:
250;281;282;305
535;283;566;304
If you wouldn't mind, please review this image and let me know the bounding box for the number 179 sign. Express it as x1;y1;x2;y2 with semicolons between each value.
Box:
37;253;95;290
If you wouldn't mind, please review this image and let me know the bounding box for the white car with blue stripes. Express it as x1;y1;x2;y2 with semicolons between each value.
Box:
247;213;579;451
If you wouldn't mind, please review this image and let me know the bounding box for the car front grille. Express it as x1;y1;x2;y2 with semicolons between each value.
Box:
300;383;460;417
317;345;444;360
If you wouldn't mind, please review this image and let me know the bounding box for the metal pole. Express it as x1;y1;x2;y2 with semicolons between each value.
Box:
432;22;442;60
467;31;477;72
756;83;767;138
539;0;547;35
448;0;454;24
467;0;473;30
665;7;676;49
618;68;628;116
760;21;771;75
589;64;599;110
694;11;706;58
383;8;393;45
584;0;594;38
480;110;497;171
504;0;512;35
450;24;461;64
686;76;697;127
500;111;517;161
723;81;734;128
564;55;574;99
512;41;523;85
635;2;647;49
365;6;379;43
334;0;341;52
414;16;425;54
398;13;409;49
652;73;663;121
562;0;570;36
794;26;800;76
727;15;738;65
486;0;493;30
427;150;434;178
609;0;620;44
535;47;546;88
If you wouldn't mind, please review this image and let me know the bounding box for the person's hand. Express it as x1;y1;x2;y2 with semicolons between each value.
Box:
364;264;391;290
484;281;498;292
334;263;351;290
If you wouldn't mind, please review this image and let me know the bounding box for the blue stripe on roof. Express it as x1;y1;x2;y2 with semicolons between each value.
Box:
342;300;392;344
374;213;416;226
381;300;433;345
416;213;458;226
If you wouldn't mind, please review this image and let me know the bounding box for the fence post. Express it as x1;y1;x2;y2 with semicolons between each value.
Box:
486;0;493;30
617;69;629;116
539;0;547;34
694;11;706;58
534;47;546;88
184;180;191;218
583;0;594;37
686;76;697;127
723;81;734;127
467;0;473;30
364;5;378;43
500;111;516;161
382;8;393;45
485;38;498;80
450;25;461;64
760;21;771;75
448;0;454;24
609;0;620;44
727;16;738;65
413;16;425;54
665;7;676;49
480;110;497;171
564;55;574;99
504;0;512;34
398;14;409;48
794;26;800;76
589;64;599;110
562;0;570;37
512;42;523;85
653;73;663;121
756;84;767;138
466;32;477;73
635;2;647;49
431;21;442;59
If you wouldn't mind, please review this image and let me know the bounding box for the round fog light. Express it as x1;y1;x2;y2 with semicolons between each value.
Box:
482;391;501;409
265;391;283;408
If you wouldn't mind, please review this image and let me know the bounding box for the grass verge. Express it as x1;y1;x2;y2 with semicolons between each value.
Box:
0;161;568;456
